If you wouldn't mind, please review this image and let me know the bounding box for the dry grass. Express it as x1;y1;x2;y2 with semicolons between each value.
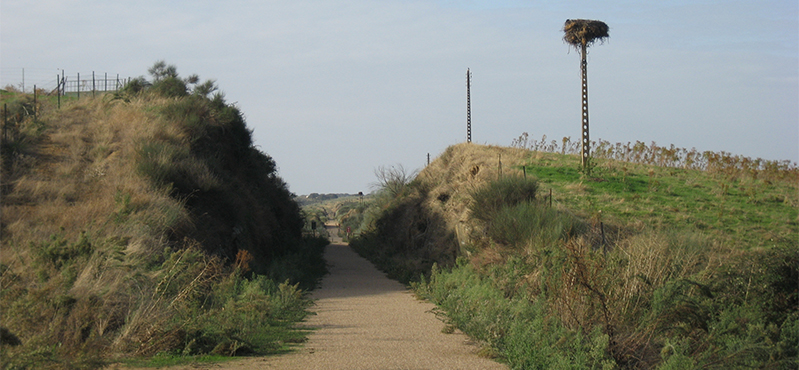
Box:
418;143;532;247
2;97;186;262
0;95;196;366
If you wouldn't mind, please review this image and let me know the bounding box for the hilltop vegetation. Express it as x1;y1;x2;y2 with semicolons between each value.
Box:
296;193;359;206
0;62;327;368
346;143;798;369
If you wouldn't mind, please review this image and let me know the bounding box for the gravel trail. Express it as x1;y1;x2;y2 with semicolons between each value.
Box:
123;224;506;369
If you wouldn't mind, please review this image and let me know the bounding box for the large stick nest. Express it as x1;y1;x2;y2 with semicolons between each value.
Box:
563;19;609;47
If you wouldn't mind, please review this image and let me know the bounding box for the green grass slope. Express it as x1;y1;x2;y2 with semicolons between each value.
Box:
348;142;798;369
0;64;327;369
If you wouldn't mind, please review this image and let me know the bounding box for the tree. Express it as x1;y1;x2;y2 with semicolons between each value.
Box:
563;19;609;170
147;60;178;81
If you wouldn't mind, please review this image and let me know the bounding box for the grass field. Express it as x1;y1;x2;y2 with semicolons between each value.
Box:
520;150;797;250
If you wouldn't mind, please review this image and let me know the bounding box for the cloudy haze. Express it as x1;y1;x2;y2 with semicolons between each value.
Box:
2;0;797;195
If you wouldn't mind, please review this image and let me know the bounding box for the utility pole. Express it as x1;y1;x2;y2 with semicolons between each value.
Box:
466;69;472;143
563;19;609;171
580;42;590;169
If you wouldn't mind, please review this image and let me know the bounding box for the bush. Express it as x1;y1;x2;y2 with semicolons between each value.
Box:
135;141;220;194
468;176;538;224
417;261;617;369
179;275;311;356
486;202;585;248
373;164;418;197
119;77;151;96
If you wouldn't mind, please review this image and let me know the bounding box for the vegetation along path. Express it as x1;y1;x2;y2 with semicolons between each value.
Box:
158;223;507;370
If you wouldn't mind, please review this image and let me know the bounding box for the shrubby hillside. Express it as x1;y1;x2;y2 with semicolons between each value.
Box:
347;142;798;369
0;62;326;368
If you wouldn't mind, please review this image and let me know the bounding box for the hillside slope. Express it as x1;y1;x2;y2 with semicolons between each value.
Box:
348;142;798;369
0;66;326;368
423;142;797;250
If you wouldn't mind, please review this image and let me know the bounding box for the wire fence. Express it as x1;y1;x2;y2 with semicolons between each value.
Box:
1;69;134;141
1;68;131;98
59;72;130;98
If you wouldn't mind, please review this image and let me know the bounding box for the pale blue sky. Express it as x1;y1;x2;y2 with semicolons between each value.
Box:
2;0;796;195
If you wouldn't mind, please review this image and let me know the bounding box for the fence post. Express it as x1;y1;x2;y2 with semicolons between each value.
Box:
33;85;37;121
77;72;80;99
57;74;61;109
104;72;108;92
2;104;7;142
92;71;96;98
498;153;502;179
600;222;607;255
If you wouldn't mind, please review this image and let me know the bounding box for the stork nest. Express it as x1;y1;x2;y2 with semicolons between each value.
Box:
563;19;609;47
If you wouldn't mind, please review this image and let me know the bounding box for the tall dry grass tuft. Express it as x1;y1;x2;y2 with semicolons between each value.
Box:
611;233;711;314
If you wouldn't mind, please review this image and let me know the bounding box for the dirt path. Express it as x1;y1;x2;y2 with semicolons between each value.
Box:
154;224;507;369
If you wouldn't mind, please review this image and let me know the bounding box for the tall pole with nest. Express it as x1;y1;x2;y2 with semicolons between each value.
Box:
466;68;472;143
563;19;609;170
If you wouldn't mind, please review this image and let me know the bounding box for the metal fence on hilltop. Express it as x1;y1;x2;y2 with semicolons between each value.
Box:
1;69;132;142
1;68;131;98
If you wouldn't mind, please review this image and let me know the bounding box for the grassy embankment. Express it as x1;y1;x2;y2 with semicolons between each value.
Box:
345;142;798;369
0;63;327;369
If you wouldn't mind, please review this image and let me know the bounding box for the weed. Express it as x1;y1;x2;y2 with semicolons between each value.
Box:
468;175;538;224
373;164;417;197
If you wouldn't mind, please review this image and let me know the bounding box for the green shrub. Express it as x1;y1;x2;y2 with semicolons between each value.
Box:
486;202;585;248
119;76;151;96
264;236;329;290
419;261;510;347
33;231;93;269
127;245;321;359
418;261;617;369
135;140;221;194
151;77;188;98
191;276;309;353
468;176;539;224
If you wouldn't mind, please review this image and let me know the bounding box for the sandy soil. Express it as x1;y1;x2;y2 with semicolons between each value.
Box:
118;225;506;369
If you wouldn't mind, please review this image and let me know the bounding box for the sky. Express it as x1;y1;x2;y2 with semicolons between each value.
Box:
1;0;797;195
